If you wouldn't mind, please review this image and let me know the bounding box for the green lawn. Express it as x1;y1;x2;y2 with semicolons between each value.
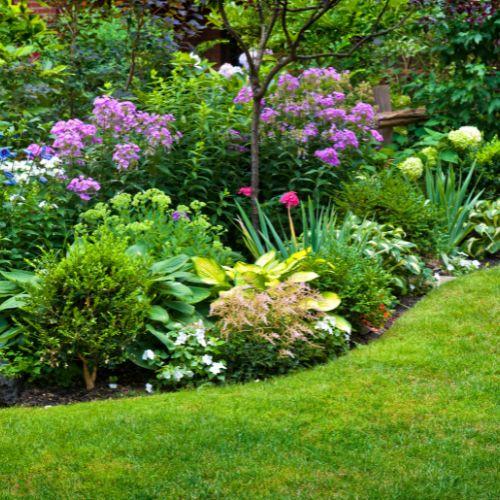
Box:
0;268;499;499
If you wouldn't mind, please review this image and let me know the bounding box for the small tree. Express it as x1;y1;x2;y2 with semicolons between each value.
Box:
212;0;414;222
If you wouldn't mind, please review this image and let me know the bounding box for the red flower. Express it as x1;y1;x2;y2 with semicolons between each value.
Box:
237;186;253;197
279;191;300;208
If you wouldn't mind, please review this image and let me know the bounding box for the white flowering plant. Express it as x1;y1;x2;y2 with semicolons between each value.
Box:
134;320;227;388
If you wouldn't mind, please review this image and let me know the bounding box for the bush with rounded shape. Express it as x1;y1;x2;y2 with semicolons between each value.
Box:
336;171;445;254
21;233;150;390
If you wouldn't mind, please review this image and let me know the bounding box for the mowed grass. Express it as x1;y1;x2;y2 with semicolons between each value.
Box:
0;268;499;499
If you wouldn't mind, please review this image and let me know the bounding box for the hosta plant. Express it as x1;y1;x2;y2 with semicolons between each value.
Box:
463;199;500;258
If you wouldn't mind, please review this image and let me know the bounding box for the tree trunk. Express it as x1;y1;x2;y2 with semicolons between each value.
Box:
250;97;262;227
79;356;97;391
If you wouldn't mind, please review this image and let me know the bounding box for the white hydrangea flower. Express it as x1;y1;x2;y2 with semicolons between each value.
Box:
145;383;154;393
218;63;243;78
142;349;156;361
421;146;438;167
209;362;226;375
448;126;482;149
397;156;424;180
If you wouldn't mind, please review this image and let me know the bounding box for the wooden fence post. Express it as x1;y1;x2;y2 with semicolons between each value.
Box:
373;84;393;144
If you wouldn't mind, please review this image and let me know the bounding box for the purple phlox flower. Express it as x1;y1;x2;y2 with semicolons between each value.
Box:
277;73;300;91
316;108;347;121
50;119;97;158
112;143;141;170
260;107;279;123
67;175;101;201
370;129;384;142
330;129;359;150
300;123;319;143
314;147;340;166
25;144;55;160
233;86;253;104
350;102;375;122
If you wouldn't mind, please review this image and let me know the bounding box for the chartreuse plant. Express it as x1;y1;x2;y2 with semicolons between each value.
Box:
463;199;500;258
77;189;236;265
193;249;322;294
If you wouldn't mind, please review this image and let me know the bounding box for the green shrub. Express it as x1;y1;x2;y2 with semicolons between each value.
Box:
310;242;394;329
18;233;150;390
336;171;445;254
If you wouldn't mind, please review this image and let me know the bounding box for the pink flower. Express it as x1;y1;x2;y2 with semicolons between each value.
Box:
280;191;299;208
238;186;253;197
370;129;384;142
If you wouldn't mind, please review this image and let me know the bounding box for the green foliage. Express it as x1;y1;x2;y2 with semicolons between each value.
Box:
475;136;500;198
9;233;151;388
463;199;500;258
408;5;499;137
140;53;249;220
329;213;434;295
210;281;350;382
193;249;333;299
134;320;227;388
0;182;77;270
336;171;445;254
424;165;483;255
76;189;236;265
308;242;394;328
237;200;432;295
0;0;46;45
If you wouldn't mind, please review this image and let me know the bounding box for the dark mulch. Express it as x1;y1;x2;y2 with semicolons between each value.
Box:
17;384;148;407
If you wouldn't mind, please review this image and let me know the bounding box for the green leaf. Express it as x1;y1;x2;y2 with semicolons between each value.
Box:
0;294;29;312
1;270;37;287
148;305;170;324
160;281;194;299
151;255;189;275
326;314;352;334
165;301;195;316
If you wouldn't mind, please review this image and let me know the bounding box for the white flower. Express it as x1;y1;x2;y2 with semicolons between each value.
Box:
218;63;243;78
189;52;203;69
238;49;258;69
195;331;207;347
201;354;213;365
174;332;188;345
173;368;185;381
9;194;25;202
209;362;226;375
108;383;118;389
145;383;154;393
448;126;482;149
397;156;424;180
142;349;156;361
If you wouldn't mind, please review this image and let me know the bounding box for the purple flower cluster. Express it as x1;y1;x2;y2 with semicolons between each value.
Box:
50;119;98;158
93;96;178;149
238;67;383;167
113;143;141;170
444;0;495;24
67;175;101;201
